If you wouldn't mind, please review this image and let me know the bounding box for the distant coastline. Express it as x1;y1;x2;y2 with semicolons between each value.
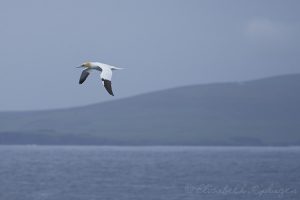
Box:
0;74;299;146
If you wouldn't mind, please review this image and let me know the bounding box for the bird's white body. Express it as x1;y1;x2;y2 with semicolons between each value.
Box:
77;61;123;96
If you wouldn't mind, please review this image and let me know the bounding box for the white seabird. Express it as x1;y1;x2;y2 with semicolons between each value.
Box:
77;61;123;96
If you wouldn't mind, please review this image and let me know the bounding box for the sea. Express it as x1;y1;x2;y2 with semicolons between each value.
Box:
0;146;299;200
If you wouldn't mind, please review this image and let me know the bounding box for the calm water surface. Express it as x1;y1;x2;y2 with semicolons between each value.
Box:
0;146;299;200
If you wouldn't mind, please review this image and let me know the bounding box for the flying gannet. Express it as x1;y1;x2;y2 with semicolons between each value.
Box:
77;61;123;96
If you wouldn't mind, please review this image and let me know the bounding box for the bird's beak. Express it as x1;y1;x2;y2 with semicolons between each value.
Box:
76;65;84;68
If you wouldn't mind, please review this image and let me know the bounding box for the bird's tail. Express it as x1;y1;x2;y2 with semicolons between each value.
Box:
111;66;124;70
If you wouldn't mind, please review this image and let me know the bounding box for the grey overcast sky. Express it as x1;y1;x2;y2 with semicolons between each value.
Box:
0;0;299;111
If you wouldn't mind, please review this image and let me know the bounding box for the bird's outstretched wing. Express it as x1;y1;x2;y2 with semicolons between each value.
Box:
102;79;114;96
79;69;90;84
100;67;114;96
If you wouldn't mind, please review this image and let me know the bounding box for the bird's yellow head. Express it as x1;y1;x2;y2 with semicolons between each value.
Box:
81;61;92;68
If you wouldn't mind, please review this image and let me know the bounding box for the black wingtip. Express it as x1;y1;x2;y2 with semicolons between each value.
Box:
79;70;90;85
102;79;114;96
107;89;114;96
